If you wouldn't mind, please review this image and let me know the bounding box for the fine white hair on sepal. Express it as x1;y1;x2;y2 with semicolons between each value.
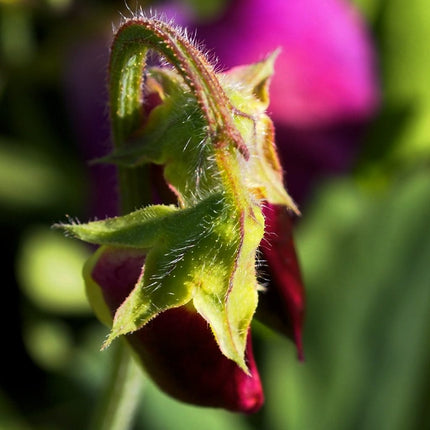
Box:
57;215;82;227
260;228;277;249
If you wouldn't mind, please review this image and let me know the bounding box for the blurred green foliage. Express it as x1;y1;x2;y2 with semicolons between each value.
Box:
1;0;429;429
17;226;90;314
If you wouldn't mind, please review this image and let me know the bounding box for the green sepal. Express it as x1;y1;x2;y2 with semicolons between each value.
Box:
59;204;177;248
98;68;204;168
59;194;263;370
192;202;264;371
222;53;299;212
98;67;221;207
221;50;280;111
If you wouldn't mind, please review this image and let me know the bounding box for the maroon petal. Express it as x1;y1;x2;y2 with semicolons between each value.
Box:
91;246;264;413
130;309;263;413
259;203;305;360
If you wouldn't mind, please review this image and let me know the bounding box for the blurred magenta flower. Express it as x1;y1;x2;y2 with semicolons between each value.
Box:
65;0;379;208
89;246;264;413
195;0;377;126
192;0;379;202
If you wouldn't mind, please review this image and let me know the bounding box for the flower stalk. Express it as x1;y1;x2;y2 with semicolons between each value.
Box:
90;342;143;430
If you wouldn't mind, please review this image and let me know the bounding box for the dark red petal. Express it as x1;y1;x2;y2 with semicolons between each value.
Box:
259;203;305;360
91;247;146;312
130;309;263;413
91;247;264;413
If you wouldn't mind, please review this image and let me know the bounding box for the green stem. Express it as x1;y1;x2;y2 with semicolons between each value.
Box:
91;341;143;430
89;144;151;430
91;97;152;430
118;165;152;213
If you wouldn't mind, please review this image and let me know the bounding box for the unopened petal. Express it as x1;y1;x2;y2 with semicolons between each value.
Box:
258;203;305;360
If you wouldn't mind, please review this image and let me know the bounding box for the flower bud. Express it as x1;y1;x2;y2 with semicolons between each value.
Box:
88;246;264;413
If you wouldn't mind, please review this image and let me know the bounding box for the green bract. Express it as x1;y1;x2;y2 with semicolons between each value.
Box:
60;16;297;371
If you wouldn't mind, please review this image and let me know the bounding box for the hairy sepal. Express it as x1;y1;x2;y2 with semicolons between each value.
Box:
106;52;298;212
61;193;262;370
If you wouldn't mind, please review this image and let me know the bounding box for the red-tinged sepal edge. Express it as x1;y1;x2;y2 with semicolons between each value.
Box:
57;15;305;413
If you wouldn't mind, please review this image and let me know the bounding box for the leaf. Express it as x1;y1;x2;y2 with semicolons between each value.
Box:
268;170;430;430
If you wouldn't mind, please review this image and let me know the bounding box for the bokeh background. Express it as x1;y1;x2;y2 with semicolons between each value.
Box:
1;0;429;429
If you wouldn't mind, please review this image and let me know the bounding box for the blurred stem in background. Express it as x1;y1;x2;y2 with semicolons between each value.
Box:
90;342;143;430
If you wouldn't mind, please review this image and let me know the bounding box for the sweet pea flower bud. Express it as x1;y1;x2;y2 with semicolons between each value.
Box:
58;16;306;414
87;246;264;413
